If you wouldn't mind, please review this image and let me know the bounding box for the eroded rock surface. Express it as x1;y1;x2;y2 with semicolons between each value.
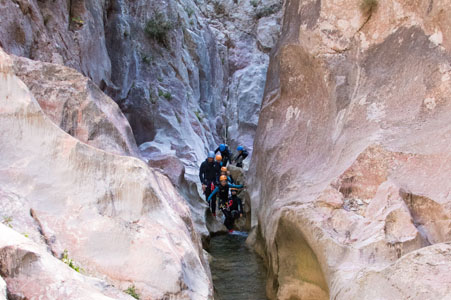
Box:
12;55;140;157
249;0;451;299
0;275;5;300
0;48;212;299
0;0;282;239
0;224;134;300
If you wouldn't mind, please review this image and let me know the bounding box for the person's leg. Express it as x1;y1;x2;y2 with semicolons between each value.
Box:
223;209;233;230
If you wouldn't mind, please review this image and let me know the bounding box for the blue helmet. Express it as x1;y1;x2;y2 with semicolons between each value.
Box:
219;144;226;152
237;146;244;151
208;151;215;158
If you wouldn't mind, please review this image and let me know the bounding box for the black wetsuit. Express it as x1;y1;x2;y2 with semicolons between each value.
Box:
235;149;248;168
208;183;243;230
199;159;221;213
215;147;232;166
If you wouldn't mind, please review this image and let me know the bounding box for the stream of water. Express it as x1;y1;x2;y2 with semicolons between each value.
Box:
210;232;267;300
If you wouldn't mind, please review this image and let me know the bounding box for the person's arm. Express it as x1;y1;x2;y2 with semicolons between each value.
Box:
228;183;243;189
199;163;206;184
227;176;234;184
207;187;219;202
214;147;220;153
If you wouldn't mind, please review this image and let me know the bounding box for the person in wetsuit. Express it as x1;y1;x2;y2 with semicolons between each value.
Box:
220;166;234;184
207;175;243;232
199;151;221;216
215;144;232;166
234;145;248;168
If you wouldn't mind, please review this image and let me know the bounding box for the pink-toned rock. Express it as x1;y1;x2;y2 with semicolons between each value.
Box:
0;275;5;300
0;48;212;299
12;55;140;157
248;0;451;298
0;224;134;300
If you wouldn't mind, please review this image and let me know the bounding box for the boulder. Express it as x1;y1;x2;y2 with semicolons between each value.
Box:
0;224;134;300
248;0;451;298
0;48;212;299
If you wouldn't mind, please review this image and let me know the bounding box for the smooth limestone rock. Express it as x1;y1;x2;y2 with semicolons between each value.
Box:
0;224;134;300
0;0;282;238
0;48;212;299
249;0;451;299
12;55;140;157
0;275;5;300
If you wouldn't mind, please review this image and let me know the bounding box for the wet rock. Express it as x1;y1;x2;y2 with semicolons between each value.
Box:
0;48;212;299
248;0;451;298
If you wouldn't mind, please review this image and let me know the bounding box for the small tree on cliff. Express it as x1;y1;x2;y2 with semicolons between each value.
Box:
145;12;175;48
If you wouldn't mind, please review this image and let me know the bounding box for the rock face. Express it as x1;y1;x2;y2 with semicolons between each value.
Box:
12;55;140;157
249;0;451;299
0;48;212;299
0;0;282;238
0;224;134;300
0;275;5;300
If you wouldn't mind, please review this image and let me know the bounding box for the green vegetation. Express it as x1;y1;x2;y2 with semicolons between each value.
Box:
62;250;82;273
124;285;140;299
142;55;152;64
360;0;378;15
186;7;195;18
256;4;281;19
163;91;172;100
71;16;84;25
195;110;203;122
2;216;12;228
145;12;175;47
250;0;259;7
157;89;172;100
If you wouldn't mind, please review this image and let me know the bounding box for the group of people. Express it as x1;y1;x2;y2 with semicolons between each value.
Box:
199;144;249;233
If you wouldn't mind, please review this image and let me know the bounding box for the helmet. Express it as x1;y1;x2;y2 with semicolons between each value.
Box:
221;167;227;172
207;151;215;158
237;146;244;151
230;188;238;191
215;154;222;161
219;175;228;182
219;144;226;152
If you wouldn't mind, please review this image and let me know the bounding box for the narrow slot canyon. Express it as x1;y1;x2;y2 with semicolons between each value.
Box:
2;0;451;299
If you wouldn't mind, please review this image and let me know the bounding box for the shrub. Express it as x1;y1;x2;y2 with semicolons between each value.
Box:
2;216;12;228
145;12;175;47
360;0;378;16
163;91;172;100
195;110;203;122
71;16;84;25
62;250;82;273
250;0;259;7
186;7;195;18
124;285;140;299
142;55;152;64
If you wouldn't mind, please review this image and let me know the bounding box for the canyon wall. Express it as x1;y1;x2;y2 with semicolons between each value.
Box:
249;0;451;299
0;48;212;299
0;0;281;237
